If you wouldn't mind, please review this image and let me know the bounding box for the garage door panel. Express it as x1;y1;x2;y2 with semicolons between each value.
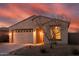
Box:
13;32;33;44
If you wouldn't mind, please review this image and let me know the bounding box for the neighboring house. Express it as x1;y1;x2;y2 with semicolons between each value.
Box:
0;27;9;42
0;27;8;35
9;15;70;44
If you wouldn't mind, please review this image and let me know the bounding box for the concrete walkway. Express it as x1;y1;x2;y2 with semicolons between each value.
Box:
0;43;25;55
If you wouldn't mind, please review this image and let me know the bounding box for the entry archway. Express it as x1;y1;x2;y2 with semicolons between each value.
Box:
35;28;44;44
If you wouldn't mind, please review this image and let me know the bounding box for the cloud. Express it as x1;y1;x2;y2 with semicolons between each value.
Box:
0;3;79;32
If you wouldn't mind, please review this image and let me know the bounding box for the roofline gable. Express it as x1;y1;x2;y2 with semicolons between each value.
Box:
9;15;37;28
9;15;70;29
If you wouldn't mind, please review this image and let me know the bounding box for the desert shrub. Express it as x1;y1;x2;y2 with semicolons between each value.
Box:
72;49;79;55
40;48;48;54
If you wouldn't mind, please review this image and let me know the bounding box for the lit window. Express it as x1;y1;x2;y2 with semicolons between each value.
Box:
51;26;61;40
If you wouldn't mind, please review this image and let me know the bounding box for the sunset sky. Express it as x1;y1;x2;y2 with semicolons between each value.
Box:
0;3;79;32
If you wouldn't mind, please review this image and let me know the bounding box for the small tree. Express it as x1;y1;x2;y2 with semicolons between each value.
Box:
44;26;57;48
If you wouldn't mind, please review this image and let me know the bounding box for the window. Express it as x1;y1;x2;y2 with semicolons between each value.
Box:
51;26;61;40
15;30;18;32
15;29;33;32
24;29;26;32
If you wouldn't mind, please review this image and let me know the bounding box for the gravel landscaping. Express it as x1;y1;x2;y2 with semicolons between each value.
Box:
9;45;79;56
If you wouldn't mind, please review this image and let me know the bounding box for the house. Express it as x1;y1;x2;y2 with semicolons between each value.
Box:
0;27;9;42
9;15;70;45
0;27;8;35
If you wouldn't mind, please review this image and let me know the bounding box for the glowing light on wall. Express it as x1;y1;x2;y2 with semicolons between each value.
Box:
33;30;36;44
9;32;12;36
9;32;12;43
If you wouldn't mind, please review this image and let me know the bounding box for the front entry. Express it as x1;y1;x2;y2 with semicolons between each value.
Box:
36;28;44;44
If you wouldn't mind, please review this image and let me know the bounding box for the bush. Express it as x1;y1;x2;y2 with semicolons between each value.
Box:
72;49;79;55
40;48;48;54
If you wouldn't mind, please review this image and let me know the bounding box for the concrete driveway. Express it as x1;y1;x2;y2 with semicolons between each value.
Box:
0;43;25;55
